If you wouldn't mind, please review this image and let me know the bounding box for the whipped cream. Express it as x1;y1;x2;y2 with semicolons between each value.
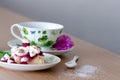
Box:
11;46;18;54
7;58;14;63
29;46;41;57
11;46;29;56
21;57;28;62
11;46;41;57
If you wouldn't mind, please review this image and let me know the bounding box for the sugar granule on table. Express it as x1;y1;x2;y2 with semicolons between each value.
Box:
64;65;100;78
76;65;99;78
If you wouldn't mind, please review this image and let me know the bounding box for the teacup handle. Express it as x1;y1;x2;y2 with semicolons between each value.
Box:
10;24;22;41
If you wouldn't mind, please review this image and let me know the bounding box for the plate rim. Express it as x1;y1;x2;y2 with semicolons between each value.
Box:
0;52;61;71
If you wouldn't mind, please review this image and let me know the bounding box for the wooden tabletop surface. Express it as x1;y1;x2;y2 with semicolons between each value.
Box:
0;7;120;80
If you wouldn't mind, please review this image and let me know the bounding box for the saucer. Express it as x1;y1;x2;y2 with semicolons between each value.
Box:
0;51;61;71
7;39;74;55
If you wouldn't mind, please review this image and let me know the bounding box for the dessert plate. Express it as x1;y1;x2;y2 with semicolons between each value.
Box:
7;39;74;55
0;53;61;71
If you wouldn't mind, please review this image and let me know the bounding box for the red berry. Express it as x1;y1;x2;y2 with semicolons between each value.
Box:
11;62;17;64
38;51;44;56
0;59;7;62
20;62;28;64
9;58;15;61
22;43;30;47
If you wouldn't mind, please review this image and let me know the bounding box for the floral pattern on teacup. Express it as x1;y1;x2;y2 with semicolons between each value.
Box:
38;31;41;34
22;27;28;35
21;27;56;47
30;31;36;34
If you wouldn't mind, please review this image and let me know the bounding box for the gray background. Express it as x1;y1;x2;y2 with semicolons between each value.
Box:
0;0;120;54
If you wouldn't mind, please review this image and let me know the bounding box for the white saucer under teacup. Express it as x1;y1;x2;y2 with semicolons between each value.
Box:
7;39;74;56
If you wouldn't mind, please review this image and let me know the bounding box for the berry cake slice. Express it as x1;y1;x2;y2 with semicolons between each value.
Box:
0;39;45;64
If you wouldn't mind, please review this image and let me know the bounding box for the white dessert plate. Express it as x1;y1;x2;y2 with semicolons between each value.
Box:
7;39;74;55
0;53;61;71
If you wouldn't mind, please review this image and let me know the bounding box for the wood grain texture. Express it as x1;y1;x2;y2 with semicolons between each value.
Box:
0;7;120;80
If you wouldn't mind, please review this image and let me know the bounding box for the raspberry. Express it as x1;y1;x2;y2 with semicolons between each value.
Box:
9;57;15;61
0;59;7;62
22;43;30;47
20;62;28;64
38;51;44;56
11;62;17;64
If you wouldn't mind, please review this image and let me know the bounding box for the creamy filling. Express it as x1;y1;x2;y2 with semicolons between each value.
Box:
21;57;29;62
12;47;29;56
10;45;44;64
14;52;43;62
29;46;41;57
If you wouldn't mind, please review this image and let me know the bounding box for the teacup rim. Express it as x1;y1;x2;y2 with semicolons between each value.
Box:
18;21;64;30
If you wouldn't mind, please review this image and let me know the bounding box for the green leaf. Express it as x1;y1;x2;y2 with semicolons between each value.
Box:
38;31;41;34
0;50;11;59
30;41;37;46
42;31;47;34
23;36;28;39
22;27;28;35
38;35;48;42
44;40;54;47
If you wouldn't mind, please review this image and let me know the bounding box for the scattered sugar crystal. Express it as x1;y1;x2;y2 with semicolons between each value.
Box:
64;65;99;78
76;65;98;78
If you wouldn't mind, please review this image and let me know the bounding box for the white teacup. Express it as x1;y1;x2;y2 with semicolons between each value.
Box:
10;21;64;47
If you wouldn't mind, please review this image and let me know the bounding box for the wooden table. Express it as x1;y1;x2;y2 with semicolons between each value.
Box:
0;7;120;80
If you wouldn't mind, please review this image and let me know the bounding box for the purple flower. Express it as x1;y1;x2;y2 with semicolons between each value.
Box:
53;35;74;50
